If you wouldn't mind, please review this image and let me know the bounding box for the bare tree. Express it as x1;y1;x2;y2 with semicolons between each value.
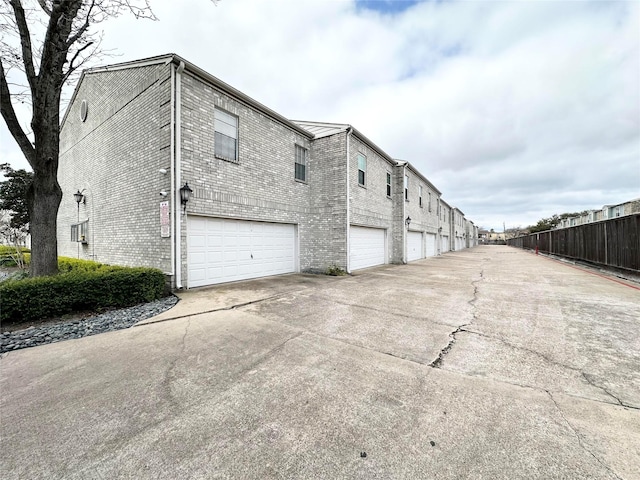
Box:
0;0;157;276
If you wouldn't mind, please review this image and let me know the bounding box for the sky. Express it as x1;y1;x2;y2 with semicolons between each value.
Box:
1;0;639;231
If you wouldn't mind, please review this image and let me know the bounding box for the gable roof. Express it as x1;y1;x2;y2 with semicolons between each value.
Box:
293;120;397;166
61;54;314;138
394;160;442;196
292;121;350;139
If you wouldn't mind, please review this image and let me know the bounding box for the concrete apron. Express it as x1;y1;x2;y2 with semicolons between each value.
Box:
1;246;639;479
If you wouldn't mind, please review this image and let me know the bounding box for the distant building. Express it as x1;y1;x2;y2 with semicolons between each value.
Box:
556;199;640;229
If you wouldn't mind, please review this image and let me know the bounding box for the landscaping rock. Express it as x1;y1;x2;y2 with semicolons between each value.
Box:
0;296;178;354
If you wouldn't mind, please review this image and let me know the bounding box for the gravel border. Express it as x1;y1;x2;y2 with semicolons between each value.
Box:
0;295;179;354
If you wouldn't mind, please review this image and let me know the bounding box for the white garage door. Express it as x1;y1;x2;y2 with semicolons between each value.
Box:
350;226;386;270
407;231;423;262
187;217;296;288
426;233;437;257
442;235;450;253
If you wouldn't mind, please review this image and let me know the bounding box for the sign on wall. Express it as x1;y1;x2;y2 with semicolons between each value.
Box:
160;201;170;238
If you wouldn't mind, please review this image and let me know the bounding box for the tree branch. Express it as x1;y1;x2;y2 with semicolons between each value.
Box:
62;41;94;83
65;0;95;48
9;0;37;96
36;0;52;16
0;60;35;167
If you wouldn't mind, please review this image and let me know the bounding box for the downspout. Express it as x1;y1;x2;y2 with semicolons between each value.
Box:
345;127;352;273
402;164;407;264
168;63;176;279
175;60;185;289
437;198;441;255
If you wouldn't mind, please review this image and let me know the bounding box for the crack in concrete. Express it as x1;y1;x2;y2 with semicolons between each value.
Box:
328;298;462;329
429;323;472;368
581;372;639;411
545;390;623;480
237;331;305;377
161;317;191;407
379;349;425;365
461;328;581;371
429;268;484;369
453;328;640;411
135;293;287;327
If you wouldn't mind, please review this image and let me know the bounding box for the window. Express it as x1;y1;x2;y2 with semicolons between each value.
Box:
419;186;423;207
386;172;391;197
71;220;88;243
214;109;238;162
404;175;409;201
357;154;366;186
428;192;432;212
295;144;307;181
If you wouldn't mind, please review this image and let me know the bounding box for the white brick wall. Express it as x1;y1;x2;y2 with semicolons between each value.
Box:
178;72;315;280
58;63;173;271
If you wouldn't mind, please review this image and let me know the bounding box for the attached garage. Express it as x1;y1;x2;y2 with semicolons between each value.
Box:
407;231;423;262
442;235;450;253
426;233;437;257
350;226;386;270
187;216;296;288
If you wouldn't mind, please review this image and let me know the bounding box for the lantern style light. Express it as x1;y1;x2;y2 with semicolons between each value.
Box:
180;182;193;214
73;190;84;204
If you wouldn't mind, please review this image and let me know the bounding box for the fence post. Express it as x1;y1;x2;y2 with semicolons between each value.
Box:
604;222;608;266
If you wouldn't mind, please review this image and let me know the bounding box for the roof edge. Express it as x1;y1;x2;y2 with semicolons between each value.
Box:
61;54;314;139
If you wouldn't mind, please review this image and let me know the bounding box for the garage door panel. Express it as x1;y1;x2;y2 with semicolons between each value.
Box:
442;235;450;253
407;231;423;262
188;217;296;287
350;226;386;270
426;233;436;257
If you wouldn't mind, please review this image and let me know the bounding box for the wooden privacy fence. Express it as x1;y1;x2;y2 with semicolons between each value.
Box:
507;213;640;273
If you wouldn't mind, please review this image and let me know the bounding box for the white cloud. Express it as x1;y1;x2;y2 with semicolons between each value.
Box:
2;0;638;230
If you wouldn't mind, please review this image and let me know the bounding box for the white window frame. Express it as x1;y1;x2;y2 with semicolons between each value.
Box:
71;220;88;243
295;144;307;182
214;108;238;163
419;185;423;207
357;153;366;186
404;175;409;201
386;172;391;197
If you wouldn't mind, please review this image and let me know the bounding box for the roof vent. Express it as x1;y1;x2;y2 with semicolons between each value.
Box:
80;100;88;122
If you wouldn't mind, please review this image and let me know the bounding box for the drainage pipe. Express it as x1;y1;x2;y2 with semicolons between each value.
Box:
345;126;352;273
174;60;185;289
168;63;176;280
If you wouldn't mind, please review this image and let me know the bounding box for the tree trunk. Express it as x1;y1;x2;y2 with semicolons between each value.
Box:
28;75;64;277
27;165;62;277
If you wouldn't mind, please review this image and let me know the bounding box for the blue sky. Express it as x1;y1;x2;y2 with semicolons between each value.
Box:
356;0;424;14
1;0;638;231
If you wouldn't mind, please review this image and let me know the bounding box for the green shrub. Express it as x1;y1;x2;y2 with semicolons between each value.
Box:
0;246;30;255
0;267;166;324
0;246;30;267
0;254;109;271
326;264;347;276
57;256;109;273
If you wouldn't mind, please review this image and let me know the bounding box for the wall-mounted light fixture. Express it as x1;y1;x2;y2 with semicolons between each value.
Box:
405;216;411;227
73;189;85;205
180;182;193;214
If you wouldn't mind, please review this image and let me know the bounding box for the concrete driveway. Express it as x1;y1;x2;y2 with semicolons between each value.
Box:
1;246;639;479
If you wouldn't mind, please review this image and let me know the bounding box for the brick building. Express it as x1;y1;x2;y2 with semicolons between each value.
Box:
57;54;476;288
